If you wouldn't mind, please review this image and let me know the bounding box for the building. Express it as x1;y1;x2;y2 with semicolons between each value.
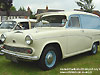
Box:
37;6;64;14
36;6;64;19
0;10;30;22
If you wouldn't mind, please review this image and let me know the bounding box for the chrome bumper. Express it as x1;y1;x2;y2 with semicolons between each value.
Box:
1;50;39;60
0;44;4;55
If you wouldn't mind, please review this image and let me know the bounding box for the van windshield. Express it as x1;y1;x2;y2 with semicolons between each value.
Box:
36;15;67;27
0;21;16;29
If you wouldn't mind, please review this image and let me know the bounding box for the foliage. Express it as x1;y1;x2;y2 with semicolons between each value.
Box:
10;6;16;11
76;0;95;13
0;0;13;16
18;7;26;11
18;7;36;19
29;9;36;19
0;0;12;10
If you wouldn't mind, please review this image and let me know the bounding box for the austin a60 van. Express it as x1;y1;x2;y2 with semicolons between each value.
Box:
1;11;100;70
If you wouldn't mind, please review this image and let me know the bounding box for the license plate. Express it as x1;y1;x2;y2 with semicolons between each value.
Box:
5;54;18;63
12;56;18;63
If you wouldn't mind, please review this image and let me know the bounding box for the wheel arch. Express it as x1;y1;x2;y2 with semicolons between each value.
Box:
90;41;99;55
91;40;100;50
40;42;63;61
92;41;99;46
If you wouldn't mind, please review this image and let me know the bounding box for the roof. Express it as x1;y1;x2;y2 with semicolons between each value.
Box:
0;11;30;16
74;9;100;17
5;19;37;23
37;11;99;18
36;9;64;15
66;11;99;17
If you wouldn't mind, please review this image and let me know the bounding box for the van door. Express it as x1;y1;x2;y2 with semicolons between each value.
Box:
66;15;90;54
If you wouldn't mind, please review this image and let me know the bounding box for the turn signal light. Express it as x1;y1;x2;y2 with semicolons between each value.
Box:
27;50;32;54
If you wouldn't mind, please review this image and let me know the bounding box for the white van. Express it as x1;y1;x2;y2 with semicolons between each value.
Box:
1;11;100;70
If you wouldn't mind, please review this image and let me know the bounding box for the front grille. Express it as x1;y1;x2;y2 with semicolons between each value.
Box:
3;45;33;54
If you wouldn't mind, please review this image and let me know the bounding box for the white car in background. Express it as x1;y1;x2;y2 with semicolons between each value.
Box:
0;19;37;55
0;19;37;44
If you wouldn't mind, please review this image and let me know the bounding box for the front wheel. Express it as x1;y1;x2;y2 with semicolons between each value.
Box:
39;46;57;70
90;43;98;55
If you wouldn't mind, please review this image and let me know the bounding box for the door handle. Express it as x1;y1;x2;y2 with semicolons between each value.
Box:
81;30;84;32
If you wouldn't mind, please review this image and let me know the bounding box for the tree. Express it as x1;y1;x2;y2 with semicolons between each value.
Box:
18;7;23;11
30;10;36;19
76;0;95;13
18;7;26;11
0;0;13;16
27;7;36;19
10;6;16;11
1;0;13;11
0;3;5;10
22;7;26;11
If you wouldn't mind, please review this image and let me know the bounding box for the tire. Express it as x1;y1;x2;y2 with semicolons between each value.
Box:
90;43;98;55
39;46;58;70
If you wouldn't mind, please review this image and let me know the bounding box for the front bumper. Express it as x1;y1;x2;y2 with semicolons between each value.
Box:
0;44;4;55
1;50;39;60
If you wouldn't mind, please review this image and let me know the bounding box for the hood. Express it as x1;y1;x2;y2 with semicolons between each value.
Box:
0;29;11;40
0;29;11;35
9;27;65;35
34;27;64;32
4;27;66;47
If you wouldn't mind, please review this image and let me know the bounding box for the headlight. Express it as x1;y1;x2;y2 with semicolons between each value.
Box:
25;35;33;45
1;34;6;42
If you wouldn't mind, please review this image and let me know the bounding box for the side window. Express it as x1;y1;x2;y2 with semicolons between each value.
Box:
20;22;29;29
39;15;67;27
31;22;36;28
80;15;100;29
68;17;80;28
15;22;29;30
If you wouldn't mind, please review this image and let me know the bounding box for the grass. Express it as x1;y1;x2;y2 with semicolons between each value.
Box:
0;47;100;75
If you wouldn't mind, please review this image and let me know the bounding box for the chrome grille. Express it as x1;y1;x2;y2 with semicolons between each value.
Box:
3;45;33;54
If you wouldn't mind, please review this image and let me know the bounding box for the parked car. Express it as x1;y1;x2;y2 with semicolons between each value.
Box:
0;19;37;44
0;19;37;55
1;11;100;70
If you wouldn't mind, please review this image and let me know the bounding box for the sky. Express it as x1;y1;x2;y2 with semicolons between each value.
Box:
13;0;100;13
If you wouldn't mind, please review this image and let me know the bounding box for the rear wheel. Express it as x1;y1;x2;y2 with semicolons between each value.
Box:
39;46;58;70
90;43;98;55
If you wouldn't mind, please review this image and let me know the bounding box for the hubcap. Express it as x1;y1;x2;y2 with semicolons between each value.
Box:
45;51;56;68
92;44;97;54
